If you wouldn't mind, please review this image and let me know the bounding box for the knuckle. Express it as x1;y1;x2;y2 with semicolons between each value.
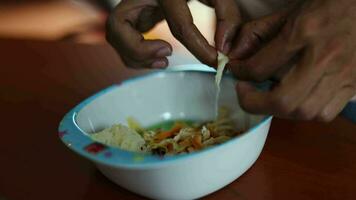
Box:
243;23;262;40
239;97;253;112
256;20;270;30
242;22;254;31
170;22;194;40
221;20;240;30
229;21;240;29
295;106;315;120
248;31;262;47
297;14;325;37
105;9;127;44
317;111;336;122
253;20;272;37
239;34;260;54
271;95;294;115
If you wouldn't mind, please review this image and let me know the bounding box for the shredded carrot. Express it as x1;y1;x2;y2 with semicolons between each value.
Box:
192;133;202;149
154;123;183;141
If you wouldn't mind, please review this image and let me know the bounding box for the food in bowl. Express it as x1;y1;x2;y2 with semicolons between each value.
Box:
90;107;244;155
91;52;235;156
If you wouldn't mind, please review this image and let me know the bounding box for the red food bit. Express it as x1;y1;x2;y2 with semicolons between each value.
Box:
84;142;107;154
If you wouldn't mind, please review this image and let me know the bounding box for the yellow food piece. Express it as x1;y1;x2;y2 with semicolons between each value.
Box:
127;117;144;134
215;52;229;88
91;124;146;152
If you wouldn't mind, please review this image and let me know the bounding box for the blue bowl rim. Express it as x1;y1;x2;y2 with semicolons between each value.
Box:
58;70;273;169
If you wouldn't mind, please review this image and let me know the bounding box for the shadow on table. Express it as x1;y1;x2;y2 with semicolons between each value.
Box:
83;169;147;200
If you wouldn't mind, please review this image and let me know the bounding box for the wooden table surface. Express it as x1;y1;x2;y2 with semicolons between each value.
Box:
0;39;355;200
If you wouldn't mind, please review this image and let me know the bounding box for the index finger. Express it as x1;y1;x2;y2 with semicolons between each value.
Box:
237;48;327;117
158;0;217;66
211;0;242;54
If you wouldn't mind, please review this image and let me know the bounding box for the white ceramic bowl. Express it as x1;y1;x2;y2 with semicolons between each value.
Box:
58;70;272;200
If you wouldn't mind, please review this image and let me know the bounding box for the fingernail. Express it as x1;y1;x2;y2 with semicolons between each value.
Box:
155;47;172;57
151;60;167;68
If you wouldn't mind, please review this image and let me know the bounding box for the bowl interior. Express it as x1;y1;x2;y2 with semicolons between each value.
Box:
76;71;265;135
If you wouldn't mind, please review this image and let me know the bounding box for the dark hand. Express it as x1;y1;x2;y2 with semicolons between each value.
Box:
106;0;242;69
230;0;356;121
